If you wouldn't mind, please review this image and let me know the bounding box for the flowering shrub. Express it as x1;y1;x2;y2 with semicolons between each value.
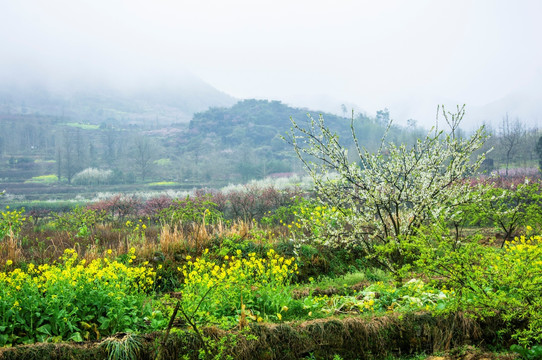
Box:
52;206;106;236
261;198;368;279
71;168;114;185
260;197;311;227
0;206;26;241
419;229;542;346
224;185;301;220
178;249;298;326
0;248;163;346
261;198;348;243
288;200;347;245
124;219;147;244
287;107;488;281
158;196;222;229
140;196;173;222
468;180;542;241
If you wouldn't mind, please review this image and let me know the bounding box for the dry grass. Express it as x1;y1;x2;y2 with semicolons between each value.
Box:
0;218;282;269
0;312;503;360
0;237;23;264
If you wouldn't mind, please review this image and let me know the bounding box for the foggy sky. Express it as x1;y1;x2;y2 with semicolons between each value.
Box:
1;0;542;128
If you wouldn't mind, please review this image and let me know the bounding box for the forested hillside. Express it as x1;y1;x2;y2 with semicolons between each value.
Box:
1;98;540;205
0;100;397;189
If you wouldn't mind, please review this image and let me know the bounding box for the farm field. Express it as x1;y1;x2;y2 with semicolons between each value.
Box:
0;172;541;359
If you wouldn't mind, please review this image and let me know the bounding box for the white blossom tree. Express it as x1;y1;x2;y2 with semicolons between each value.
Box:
286;105;488;280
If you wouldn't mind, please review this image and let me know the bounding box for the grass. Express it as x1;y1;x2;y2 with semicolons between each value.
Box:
99;334;142;360
24;174;58;184
1;200;83;211
294;269;390;292
147;181;180;186
64;122;100;130
0;315;499;360
307;271;367;288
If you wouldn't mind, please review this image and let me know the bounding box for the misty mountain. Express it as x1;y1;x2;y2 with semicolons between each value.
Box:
0;75;236;125
468;91;542;129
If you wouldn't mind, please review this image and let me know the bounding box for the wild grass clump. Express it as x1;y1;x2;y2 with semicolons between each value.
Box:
99;333;142;360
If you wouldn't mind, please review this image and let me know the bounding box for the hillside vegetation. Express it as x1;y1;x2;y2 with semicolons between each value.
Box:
0;100;418;204
1;98;541;209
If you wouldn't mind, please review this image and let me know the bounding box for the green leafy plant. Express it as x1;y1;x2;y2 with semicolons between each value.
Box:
124;219;147;244
0;249;163;346
158;196;222;229
301;278;450;317
159;289;258;360
285;199;347;245
470;180;542;244
52;205;107;237
260;196;309;227
178;248;298;327
510;344;542;360
419;231;542;346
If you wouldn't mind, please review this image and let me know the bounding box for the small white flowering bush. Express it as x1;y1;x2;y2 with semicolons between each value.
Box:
72;168;114;185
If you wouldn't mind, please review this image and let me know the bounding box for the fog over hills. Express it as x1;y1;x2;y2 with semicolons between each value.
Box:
0;73;236;125
2;1;541;131
2;66;542;132
467;91;542;130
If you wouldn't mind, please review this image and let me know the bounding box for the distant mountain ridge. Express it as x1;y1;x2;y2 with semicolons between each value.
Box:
0;75;236;125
